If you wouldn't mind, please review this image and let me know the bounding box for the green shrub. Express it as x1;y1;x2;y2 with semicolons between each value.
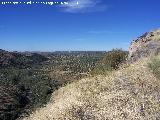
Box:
148;55;160;79
91;49;128;75
102;49;128;69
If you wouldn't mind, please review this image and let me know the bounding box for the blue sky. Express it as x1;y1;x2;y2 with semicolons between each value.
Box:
0;0;160;51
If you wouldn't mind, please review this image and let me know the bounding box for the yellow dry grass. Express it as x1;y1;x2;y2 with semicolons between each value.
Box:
21;57;160;120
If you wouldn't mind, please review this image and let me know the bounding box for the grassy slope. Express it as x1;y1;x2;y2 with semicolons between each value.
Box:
22;56;160;120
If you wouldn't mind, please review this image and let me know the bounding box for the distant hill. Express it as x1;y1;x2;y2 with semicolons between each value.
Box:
0;49;48;68
0;49;52;120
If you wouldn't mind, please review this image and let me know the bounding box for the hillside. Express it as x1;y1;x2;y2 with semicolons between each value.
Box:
22;29;160;120
0;50;54;120
22;55;160;120
0;50;105;120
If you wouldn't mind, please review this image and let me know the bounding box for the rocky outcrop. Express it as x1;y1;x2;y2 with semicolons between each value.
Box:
128;29;160;62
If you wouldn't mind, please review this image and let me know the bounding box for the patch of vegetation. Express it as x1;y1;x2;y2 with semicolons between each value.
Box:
0;67;61;120
42;51;105;81
0;50;105;120
148;55;160;79
90;49;128;75
0;50;60;120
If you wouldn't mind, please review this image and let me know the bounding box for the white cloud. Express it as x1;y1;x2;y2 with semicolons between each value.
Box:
61;0;107;13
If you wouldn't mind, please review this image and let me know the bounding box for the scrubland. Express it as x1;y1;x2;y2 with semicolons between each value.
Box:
22;55;160;120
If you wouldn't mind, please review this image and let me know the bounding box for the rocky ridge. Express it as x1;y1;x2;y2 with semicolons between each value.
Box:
128;29;160;62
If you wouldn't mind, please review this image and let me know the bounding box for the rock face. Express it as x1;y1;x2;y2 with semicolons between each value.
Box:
128;29;160;62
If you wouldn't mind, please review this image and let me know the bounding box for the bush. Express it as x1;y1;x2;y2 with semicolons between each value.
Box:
91;49;128;75
148;55;160;79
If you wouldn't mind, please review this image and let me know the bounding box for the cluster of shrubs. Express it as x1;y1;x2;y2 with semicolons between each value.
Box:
90;49;128;75
43;52;104;81
0;68;62;120
148;55;160;79
0;50;61;120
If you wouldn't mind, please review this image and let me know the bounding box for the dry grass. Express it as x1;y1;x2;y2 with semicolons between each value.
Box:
21;57;160;120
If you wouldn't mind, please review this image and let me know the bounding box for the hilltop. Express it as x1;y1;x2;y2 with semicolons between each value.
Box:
22;29;160;120
0;49;48;68
128;29;160;62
